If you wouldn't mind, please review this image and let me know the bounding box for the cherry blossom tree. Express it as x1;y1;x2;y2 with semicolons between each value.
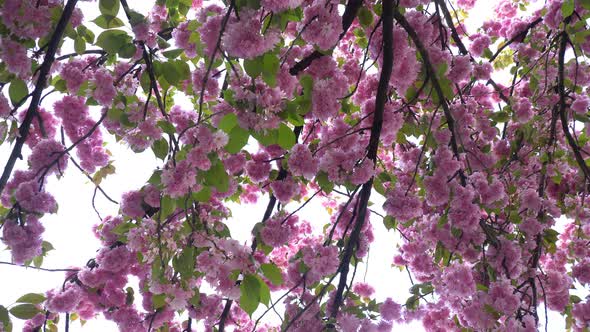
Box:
1;0;590;331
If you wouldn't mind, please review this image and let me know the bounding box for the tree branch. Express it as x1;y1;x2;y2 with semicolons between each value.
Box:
289;0;364;76
330;0;393;318
393;8;466;186
0;0;79;196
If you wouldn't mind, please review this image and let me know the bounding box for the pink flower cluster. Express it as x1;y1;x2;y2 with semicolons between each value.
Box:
53;96;109;173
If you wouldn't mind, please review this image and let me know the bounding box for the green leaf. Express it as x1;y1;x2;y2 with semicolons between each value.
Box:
262;53;279;87
225;126;250;154
357;7;374;28
192;186;211;202
96;29;131;53
0;305;12;332
119;43;137;58
240;274;261;316
9;79;28;107
9;304;39;320
162;49;184;59
173;247;195;278
161;61;190;86
251;129;278;146
74;37;86;54
562;0;574;17
111;222;138;235
152;138;169;160
383;215;396;230
261;263;283;286
99;0;120;16
157;120;177;135
16;293;46;304
581;0;590;10
490;111;510;123
316;172;333;194
405;295;419;311
277;124;296;150
300;75;313;97
92;15;125;29
218;113;238;133
476;283;489;291
204;161;230;193
161;62;179;86
258;277;271;306
244;56;263;78
159;195;176;219
189;291;201;306
152;294;167;309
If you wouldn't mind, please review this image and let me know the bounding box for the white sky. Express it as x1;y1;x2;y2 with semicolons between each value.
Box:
0;0;565;331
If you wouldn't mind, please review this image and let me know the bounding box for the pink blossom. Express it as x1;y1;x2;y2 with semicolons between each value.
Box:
270;178;300;204
46;285;82;313
121;191;145;218
1;0;51;39
222;10;280;59
245;152;272;183
383;187;422;222
288;144;319;180
0;38;31;79
520;188;541;211
161;160;197;198
15;181;57;214
300;2;342;51
261;0;303;13
92;69;117;106
572;95;590;114
380;298;401;321
0;94;10;118
441;263;476;298
28;139;68;176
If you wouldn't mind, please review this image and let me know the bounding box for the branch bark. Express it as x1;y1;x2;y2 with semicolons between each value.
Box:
329;0;393;318
0;0;79;196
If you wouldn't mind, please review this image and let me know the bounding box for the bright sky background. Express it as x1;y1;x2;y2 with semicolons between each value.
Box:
0;1;567;331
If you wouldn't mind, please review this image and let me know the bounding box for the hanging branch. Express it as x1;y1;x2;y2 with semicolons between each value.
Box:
0;0;80;196
218;126;303;331
558;29;590;182
329;0;394;318
435;0;469;55
393;8;466;186
0;261;79;272
289;0;364;76
489;17;543;62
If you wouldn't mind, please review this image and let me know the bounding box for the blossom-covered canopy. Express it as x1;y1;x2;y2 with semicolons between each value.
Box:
1;0;590;331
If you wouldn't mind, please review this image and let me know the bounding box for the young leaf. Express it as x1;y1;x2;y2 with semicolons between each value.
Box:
562;0;574;17
204;161;230;193
92;15;125;29
96;29;131;53
15;293;46;304
0;305;12;332
99;0;120;16
261;263;283;286
9;304;39;320
8;79;28;107
240;274;261;316
218;113;238;133
192;186;212;202
277;124;296;150
225;126;249;154
152;138;169;160
244;56;263;78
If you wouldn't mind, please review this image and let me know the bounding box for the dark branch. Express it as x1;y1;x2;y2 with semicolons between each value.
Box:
330;0;394;318
0;0;79;196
